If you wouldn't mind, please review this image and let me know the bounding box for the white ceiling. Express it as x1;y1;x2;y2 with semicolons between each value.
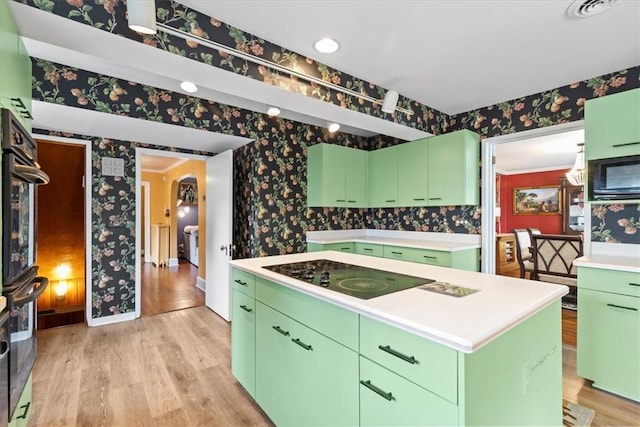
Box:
8;0;639;169
140;154;188;172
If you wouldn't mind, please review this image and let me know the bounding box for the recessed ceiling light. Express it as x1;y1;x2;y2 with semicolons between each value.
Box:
327;122;340;133
314;38;340;54
180;81;198;93
267;106;281;117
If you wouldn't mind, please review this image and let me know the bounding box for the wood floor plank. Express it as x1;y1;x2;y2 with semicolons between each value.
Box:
30;305;638;427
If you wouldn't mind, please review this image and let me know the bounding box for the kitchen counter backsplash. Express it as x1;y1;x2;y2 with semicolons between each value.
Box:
591;203;640;245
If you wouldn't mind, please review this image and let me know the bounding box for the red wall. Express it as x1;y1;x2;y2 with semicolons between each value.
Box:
497;169;565;234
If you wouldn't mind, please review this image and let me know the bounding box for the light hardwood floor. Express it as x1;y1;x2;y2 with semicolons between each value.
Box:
30;306;639;426
141;259;204;316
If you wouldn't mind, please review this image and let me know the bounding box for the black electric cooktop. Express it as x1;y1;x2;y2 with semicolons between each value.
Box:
263;259;434;300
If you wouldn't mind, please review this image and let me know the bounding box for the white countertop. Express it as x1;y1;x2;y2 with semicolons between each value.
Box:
230;251;567;353
575;254;640;273
306;229;481;252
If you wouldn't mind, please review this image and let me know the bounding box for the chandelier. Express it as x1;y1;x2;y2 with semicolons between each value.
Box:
566;143;585;186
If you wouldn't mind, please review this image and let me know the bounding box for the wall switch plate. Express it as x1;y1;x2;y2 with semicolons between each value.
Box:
101;157;124;177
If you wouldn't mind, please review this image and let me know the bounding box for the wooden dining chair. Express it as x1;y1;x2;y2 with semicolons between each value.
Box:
531;234;583;309
512;229;535;279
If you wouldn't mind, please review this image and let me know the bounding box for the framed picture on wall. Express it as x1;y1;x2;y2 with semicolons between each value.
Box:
179;182;198;205
513;185;561;215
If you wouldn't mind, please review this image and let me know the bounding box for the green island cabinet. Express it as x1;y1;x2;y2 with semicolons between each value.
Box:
8;373;32;427
310;241;479;271
0;0;32;131
230;267;562;426
368;145;398;207
577;267;640;401
426;130;479;206
585;88;640;161
307;143;368;208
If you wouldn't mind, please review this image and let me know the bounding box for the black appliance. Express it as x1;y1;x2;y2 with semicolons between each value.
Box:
1;108;49;420
588;154;640;200
263;259;434;299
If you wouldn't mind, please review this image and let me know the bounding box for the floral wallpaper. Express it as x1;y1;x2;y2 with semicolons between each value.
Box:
591;204;640;244
19;0;450;134
32;128;214;318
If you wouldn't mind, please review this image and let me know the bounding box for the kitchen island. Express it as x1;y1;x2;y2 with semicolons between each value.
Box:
229;251;568;426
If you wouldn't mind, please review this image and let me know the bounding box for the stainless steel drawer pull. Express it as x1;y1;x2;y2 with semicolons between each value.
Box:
292;338;313;351
272;326;290;336
378;345;418;364
606;303;638;312
239;305;252;313
629;283;640;287
234;279;248;287
360;380;394;401
612;141;640;148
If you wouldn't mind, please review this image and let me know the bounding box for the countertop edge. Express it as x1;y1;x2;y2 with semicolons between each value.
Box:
575;256;640;273
230;255;566;353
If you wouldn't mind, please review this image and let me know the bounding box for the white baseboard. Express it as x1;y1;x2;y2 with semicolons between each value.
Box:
87;311;136;327
168;257;179;267
196;276;206;291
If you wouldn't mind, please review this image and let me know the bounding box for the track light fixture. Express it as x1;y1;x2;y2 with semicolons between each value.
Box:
381;90;399;114
127;0;157;35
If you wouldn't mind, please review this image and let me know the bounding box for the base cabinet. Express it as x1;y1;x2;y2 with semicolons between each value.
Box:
231;289;256;398
8;373;32;427
577;271;640;401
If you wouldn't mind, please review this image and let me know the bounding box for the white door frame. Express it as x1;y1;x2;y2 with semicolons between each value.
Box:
480;121;585;274
141;181;151;263
134;147;209;318
31;133;93;325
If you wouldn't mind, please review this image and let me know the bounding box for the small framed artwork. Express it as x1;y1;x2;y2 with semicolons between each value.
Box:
513;185;561;215
179;182;198;205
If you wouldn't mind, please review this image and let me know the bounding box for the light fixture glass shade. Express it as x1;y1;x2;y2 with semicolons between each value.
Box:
381;90;399;114
327;122;340;133
267;106;281;116
565;144;585;186
128;0;157;35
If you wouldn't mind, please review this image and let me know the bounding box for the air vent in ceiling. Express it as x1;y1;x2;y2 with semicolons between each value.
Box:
567;0;617;18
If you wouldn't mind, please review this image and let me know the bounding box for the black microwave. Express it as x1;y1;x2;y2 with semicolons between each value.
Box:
588;154;640;200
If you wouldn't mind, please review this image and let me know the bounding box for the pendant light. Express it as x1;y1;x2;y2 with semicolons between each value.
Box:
127;0;157;35
565;143;585;186
381;90;399;114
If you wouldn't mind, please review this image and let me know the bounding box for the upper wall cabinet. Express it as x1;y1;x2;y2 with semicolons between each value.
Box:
368;145;398;207
398;138;429;206
0;1;32;131
427;130;479;206
585;88;640;161
308;143;367;208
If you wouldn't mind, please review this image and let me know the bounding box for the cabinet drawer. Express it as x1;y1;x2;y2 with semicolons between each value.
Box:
578;267;640;297
577;289;639;400
308;242;355;253
256;277;359;351
411;248;452;267
359;315;458;403
359;357;458;427
383;245;420;262
355;242;384;257
231;268;255;297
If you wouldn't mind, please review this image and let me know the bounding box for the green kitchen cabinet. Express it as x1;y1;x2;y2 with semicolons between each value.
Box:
307;241;354;253
585;88;640;160
426;130;479;206
231;267;256;298
307;143;367;207
355;242;384;257
0;1;31;131
255;301;359;426
368;145;398;207
359;357;458;427
231;288;256;398
382;245;418;262
577;267;640;401
413;247;480;272
398;138;429;206
8;373;32;427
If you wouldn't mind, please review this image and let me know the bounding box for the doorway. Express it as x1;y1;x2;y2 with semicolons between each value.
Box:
34;139;87;329
136;149;207;316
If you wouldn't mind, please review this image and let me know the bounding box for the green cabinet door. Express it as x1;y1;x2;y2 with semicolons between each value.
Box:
231;289;256;398
307;143;346;207
577;288;640;400
0;0;19;111
255;302;359;426
585;89;640;160
427;130;479;206
355;242;384;257
398;138;429;206
368;145;398;207
359;357;458;427
8;373;32;427
345;146;368;207
307;241;354;253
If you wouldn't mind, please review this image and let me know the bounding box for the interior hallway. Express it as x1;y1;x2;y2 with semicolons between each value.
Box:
141;259;204;316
